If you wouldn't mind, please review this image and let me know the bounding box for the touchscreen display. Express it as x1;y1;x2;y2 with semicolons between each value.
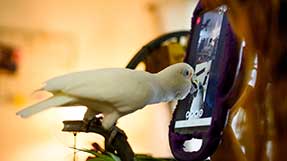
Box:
175;6;227;132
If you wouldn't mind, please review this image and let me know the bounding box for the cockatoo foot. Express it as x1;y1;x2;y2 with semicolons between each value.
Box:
83;115;103;131
82;120;91;132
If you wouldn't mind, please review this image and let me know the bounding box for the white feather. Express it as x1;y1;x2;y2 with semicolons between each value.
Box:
16;95;76;118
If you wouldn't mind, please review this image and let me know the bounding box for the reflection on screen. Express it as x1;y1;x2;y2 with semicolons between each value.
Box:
175;6;226;130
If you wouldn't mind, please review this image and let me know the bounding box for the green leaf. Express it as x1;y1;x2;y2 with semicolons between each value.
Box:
135;154;176;161
106;152;121;161
86;153;116;161
70;147;101;157
74;146;177;161
74;148;118;161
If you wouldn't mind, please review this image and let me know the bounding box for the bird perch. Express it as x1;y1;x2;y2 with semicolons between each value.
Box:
62;120;135;161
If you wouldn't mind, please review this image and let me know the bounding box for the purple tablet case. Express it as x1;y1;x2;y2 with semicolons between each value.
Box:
168;2;244;161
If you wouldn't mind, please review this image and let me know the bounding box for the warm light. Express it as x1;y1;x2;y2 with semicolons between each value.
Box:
0;1;199;160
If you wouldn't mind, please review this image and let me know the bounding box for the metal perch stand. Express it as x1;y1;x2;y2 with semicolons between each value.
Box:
62;120;135;161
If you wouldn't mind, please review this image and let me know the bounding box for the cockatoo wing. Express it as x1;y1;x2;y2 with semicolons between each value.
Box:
44;69;157;113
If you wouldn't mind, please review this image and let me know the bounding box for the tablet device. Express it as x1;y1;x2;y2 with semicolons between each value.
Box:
174;5;228;134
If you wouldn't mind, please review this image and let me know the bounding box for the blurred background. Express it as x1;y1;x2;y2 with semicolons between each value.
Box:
0;0;198;161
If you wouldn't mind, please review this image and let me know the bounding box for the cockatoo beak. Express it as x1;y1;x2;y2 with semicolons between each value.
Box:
188;73;193;80
190;77;198;95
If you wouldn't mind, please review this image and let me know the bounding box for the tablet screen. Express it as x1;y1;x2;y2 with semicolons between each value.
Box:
175;5;227;133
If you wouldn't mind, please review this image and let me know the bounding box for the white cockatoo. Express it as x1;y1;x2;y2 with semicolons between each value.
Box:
17;63;194;130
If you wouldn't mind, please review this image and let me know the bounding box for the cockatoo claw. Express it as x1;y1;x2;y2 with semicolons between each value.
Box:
93;115;104;126
83;116;103;132
82;121;91;132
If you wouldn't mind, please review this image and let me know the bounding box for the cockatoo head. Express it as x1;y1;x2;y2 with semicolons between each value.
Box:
157;63;194;101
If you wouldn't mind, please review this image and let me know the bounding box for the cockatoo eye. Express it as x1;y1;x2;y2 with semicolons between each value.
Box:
182;68;190;77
